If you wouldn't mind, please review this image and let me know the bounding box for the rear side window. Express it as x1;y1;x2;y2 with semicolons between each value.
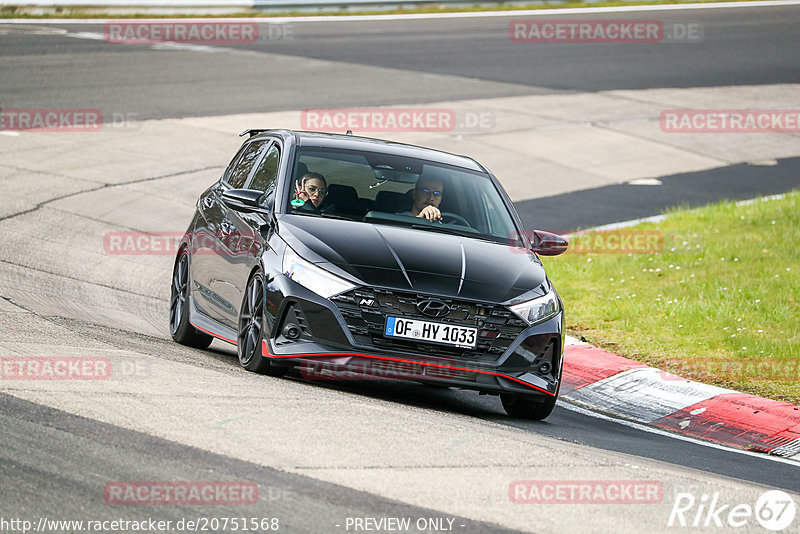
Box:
226;141;264;188
249;143;280;200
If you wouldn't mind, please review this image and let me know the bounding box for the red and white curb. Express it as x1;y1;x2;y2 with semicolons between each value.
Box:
561;337;800;461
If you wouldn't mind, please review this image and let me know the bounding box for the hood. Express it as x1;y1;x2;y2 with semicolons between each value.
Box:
280;215;547;303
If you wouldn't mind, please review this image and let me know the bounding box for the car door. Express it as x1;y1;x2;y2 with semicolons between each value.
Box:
194;138;268;325
213;139;281;328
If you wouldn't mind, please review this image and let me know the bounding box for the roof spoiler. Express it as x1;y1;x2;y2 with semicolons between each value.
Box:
239;129;271;138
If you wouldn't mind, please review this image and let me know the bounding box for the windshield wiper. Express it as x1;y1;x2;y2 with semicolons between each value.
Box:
319;212;356;221
410;224;500;243
295;211;354;221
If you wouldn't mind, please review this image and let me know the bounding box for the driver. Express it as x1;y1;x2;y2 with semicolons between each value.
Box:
293;172;328;210
408;177;444;222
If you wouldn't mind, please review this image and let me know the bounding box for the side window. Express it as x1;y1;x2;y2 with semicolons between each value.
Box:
248;144;280;202
227;141;264;188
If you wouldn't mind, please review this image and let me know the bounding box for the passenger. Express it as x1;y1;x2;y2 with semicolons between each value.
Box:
408;177;444;222
293;172;327;210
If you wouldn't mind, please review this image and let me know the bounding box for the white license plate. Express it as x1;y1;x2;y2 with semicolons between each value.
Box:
384;316;477;349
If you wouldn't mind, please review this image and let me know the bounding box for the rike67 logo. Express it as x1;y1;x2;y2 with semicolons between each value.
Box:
668;490;796;531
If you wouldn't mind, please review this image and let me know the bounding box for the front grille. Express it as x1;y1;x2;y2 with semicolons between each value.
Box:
331;288;527;359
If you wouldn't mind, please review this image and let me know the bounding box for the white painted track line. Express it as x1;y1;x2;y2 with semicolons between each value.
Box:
1;0;799;24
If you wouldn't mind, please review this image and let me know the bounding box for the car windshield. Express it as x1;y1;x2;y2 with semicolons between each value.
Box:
287;147;521;245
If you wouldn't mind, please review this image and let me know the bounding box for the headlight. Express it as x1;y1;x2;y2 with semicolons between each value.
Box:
282;249;356;299
509;288;560;326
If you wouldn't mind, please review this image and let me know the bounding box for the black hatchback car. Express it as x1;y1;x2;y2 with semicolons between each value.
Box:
170;129;568;419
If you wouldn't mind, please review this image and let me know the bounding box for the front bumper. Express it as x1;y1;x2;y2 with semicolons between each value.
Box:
263;274;564;398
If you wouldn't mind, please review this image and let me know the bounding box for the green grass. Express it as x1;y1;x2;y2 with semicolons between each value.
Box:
542;191;800;404
0;0;766;19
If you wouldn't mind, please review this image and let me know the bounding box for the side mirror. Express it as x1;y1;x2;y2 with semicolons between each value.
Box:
221;188;264;212
531;230;569;256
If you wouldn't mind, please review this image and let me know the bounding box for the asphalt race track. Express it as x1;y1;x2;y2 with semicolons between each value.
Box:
1;4;800;533
2;5;800;118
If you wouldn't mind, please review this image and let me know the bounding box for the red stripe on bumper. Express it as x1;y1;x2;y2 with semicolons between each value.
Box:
262;339;553;396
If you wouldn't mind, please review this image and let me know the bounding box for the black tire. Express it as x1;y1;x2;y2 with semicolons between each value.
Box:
500;393;558;420
237;270;288;377
170;249;213;349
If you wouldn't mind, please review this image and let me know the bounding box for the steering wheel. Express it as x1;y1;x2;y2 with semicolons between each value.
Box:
440;212;471;227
